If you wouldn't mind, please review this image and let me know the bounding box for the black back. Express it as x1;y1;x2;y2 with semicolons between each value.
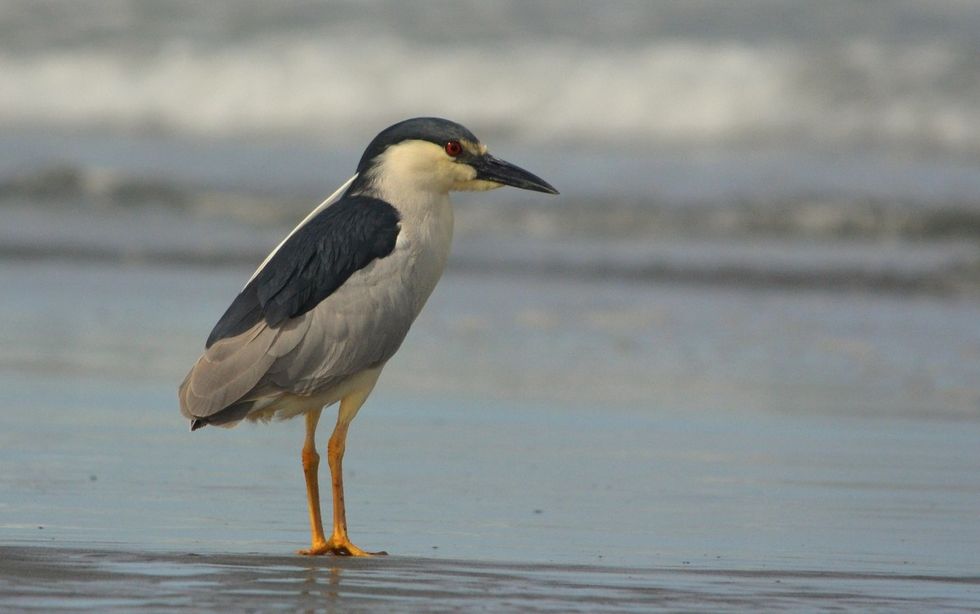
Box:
206;195;401;348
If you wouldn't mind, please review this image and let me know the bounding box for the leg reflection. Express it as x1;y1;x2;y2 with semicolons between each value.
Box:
299;563;344;610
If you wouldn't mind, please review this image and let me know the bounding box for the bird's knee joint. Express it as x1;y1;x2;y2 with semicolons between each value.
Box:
327;436;345;458
302;448;320;470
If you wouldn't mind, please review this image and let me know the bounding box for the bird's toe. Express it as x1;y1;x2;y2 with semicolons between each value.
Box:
298;540;385;557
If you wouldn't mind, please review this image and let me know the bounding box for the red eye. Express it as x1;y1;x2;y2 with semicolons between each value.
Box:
445;140;463;157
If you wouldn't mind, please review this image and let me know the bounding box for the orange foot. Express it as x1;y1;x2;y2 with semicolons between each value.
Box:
299;539;387;557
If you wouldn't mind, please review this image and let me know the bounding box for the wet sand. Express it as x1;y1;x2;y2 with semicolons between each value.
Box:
2;546;979;612
2;261;980;610
4;383;979;611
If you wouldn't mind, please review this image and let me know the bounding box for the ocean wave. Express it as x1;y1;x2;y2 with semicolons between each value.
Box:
5;164;980;243
4;201;978;295
1;36;979;154
3;161;979;294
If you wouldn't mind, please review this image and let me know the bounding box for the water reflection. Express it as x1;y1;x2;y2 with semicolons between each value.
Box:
298;563;344;612
5;547;978;611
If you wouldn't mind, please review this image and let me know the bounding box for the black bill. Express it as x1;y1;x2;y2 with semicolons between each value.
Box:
473;154;559;194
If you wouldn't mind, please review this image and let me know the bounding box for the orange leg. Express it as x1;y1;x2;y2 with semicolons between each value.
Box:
320;418;375;556
298;408;329;555
298;376;385;556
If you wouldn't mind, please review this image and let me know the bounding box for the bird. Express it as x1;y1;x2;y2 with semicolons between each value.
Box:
178;117;558;556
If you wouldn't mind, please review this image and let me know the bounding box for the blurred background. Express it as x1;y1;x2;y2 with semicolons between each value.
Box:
1;0;979;573
2;0;979;415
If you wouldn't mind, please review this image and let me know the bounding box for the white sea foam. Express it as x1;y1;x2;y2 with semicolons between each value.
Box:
1;36;978;154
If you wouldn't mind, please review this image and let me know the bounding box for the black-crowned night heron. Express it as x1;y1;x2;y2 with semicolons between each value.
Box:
179;117;557;556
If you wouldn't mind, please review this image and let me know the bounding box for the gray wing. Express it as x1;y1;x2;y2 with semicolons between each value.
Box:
179;193;409;425
204;194;401;347
263;254;420;395
178;244;421;426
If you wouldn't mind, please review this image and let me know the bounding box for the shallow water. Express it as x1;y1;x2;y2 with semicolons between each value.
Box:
2;260;979;609
2;548;978;612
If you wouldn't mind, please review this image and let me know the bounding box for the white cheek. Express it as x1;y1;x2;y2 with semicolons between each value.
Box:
452;163;477;182
447;163;485;191
453;179;503;192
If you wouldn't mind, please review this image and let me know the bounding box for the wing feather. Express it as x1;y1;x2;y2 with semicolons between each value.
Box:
205;194;400;347
180;190;402;423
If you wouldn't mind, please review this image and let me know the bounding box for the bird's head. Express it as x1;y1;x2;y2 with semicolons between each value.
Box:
352;117;558;198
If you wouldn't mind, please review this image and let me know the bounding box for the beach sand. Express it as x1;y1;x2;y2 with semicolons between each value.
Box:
2;261;979;611
3;546;978;612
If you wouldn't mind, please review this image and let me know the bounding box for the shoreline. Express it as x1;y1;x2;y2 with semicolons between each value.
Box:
3;544;978;612
1;239;977;297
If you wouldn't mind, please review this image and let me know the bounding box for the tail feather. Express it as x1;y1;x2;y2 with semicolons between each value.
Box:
186;398;257;431
179;317;313;430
